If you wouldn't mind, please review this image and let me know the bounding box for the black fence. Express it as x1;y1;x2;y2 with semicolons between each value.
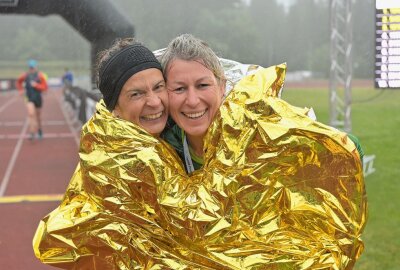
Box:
0;79;17;91
63;85;101;124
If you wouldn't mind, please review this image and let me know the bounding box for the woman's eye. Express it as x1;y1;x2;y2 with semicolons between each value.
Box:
130;92;143;98
173;87;185;93
155;84;166;91
198;83;210;89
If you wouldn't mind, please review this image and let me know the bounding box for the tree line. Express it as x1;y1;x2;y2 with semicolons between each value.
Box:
0;0;375;78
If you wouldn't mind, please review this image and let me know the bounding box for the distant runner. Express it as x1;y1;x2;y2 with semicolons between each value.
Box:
61;67;74;87
16;59;48;140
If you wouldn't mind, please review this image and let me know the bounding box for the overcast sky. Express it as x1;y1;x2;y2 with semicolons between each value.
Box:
276;0;296;7
244;0;295;7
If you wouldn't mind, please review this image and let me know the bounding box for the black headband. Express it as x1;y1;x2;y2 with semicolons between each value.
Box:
98;44;162;111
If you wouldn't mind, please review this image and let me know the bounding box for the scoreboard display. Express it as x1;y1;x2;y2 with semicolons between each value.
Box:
375;0;400;88
0;0;18;6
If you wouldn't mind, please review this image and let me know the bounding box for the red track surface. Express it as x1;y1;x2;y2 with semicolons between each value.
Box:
0;89;80;269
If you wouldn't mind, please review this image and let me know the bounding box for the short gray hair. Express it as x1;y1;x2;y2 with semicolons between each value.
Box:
161;34;226;85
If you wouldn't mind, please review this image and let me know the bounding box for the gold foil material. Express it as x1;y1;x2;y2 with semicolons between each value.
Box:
33;64;367;269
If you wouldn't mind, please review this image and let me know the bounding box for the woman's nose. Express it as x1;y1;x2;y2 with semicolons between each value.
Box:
185;88;200;107
146;91;162;107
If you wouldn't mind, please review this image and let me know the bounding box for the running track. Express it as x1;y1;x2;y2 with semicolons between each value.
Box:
0;88;80;269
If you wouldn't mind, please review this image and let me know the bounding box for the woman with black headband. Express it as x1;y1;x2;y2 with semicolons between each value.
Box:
96;38;168;136
33;38;192;268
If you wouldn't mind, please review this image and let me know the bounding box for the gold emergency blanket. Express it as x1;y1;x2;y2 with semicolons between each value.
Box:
33;64;367;269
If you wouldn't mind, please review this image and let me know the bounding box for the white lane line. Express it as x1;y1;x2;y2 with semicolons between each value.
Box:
0;121;24;126
0;120;66;126
55;91;80;146
0;133;74;140
0;94;17;114
0;119;28;197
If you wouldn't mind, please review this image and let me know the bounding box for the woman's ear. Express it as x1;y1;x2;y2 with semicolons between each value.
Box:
112;106;121;118
219;79;227;98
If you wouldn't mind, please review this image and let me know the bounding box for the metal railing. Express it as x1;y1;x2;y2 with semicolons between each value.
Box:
63;85;101;125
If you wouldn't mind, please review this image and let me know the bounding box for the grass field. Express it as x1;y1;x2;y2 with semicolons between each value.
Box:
0;60;90;78
283;86;400;270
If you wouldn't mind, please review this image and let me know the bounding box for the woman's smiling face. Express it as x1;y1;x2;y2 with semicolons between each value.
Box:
166;59;225;140
113;68;168;136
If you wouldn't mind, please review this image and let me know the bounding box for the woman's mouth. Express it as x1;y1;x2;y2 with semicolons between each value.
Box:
141;111;164;121
182;109;207;119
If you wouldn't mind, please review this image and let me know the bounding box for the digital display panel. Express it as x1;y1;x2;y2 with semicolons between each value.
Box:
0;0;18;7
375;0;400;88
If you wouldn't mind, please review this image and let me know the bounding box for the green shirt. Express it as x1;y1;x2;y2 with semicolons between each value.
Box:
348;133;364;164
161;121;203;173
